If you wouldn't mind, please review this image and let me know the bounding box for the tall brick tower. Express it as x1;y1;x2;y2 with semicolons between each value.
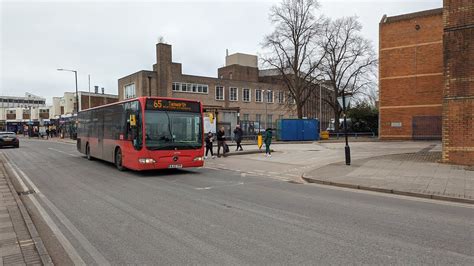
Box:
442;1;474;165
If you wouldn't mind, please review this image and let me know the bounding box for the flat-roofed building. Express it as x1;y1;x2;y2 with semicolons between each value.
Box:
118;43;333;136
379;8;444;140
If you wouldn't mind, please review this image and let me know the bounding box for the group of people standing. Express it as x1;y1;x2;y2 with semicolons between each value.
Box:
204;125;273;159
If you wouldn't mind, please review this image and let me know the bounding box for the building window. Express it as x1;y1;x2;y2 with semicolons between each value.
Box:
266;90;274;103
256;114;261;124
124;83;136;99
215;86;224;100
172;82;208;94
243;88;251;102
172;82;180;91
230;87;238;101
243;114;249;121
277;91;284;104
256;89;262;102
267;114;273;129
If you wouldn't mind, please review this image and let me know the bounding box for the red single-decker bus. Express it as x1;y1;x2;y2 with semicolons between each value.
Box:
76;97;204;171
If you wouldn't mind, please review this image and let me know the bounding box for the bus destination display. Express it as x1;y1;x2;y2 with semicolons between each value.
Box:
146;99;200;113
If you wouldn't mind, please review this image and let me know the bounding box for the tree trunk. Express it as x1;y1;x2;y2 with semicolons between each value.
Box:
297;102;303;119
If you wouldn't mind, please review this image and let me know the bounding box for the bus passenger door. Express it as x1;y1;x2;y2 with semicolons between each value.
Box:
97;110;104;159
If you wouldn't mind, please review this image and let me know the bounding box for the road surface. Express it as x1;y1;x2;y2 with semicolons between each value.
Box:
2;138;473;264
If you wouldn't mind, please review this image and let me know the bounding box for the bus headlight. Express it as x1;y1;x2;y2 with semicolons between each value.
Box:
193;156;204;161
139;158;156;164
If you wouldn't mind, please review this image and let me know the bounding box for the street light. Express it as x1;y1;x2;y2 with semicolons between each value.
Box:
57;68;79;114
319;82;322;134
262;89;269;130
337;91;353;165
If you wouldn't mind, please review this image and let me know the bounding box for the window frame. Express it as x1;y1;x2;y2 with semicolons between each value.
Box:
255;89;262;103
124;83;136;99
215;86;225;101
277;91;284;104
229;87;238;102
242;88;251;102
266;90;274;104
172;82;209;94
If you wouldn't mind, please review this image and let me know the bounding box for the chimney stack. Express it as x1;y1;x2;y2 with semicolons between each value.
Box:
94;86;99;94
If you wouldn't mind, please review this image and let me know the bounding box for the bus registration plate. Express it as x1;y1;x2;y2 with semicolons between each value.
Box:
168;164;183;169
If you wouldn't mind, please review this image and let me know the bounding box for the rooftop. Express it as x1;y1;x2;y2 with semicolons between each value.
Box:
380;8;443;24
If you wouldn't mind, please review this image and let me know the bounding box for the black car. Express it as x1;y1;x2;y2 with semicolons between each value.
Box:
0;132;19;148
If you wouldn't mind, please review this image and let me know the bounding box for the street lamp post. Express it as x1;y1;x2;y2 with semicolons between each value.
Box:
319;82;322;134
342;91;351;165
57;69;79;114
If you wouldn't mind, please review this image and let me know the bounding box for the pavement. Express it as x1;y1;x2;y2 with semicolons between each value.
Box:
302;144;474;204
0;138;472;264
0;158;51;265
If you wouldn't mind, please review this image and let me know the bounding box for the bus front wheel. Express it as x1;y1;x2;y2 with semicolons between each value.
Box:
115;148;125;171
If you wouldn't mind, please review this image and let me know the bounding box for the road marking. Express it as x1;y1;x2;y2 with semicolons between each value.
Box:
5;155;110;265
195;180;282;190
48;147;79;157
195;187;213;190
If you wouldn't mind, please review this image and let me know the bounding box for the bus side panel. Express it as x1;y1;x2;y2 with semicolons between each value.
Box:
102;138;118;163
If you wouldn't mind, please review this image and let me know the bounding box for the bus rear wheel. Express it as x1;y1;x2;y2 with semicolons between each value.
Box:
115;148;125;171
86;144;92;160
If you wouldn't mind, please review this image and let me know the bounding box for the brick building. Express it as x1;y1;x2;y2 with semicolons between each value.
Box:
442;0;474;165
0;93;52;132
379;8;444;140
51;89;118;118
118;43;333;135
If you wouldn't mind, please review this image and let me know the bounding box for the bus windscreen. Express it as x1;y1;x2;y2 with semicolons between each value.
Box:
145;110;202;150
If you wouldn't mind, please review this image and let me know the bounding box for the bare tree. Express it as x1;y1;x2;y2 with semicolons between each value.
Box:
261;0;327;118
319;16;377;132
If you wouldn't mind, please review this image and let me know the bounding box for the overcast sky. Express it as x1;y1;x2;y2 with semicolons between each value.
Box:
1;0;441;104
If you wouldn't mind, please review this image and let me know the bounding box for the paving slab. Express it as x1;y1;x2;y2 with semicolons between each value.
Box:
303;150;474;203
0;160;47;265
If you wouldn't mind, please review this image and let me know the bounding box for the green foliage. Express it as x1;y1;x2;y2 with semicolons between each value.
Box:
347;102;378;134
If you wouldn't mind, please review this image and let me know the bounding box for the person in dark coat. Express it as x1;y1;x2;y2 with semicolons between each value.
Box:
204;132;216;159
264;128;273;157
216;126;227;157
233;124;243;151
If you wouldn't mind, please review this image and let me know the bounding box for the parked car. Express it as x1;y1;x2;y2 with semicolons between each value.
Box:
0;132;19;148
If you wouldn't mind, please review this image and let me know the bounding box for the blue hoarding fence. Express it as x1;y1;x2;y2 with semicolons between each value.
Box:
276;119;320;141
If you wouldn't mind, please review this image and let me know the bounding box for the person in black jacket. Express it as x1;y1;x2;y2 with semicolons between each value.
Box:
204;132;216;159
233;125;243;151
216;126;227;157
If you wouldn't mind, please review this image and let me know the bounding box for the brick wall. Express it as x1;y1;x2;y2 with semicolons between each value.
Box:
379;9;444;140
442;0;474;165
217;65;259;82
80;95;119;110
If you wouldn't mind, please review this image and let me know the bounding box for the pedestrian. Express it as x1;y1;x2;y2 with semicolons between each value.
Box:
204;132;216;159
216;126;227;157
45;127;49;139
233;124;243;151
264;127;273;157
